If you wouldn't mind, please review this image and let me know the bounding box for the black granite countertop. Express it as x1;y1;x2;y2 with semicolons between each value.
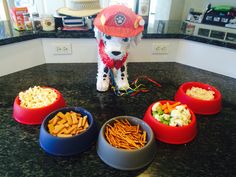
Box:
1;20;236;49
0;62;235;177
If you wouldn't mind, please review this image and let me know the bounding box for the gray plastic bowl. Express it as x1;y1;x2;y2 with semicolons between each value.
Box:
97;116;156;170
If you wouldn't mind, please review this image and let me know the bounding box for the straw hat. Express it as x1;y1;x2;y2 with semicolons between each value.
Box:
57;0;102;17
94;5;145;37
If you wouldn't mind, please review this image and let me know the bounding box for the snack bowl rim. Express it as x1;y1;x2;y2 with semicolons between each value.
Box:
174;82;222;115
97;115;156;170
144;100;197;144
13;87;66;125
14;87;62;110
177;81;221;102
100;116;154;152
39;106;98;156
148;100;196;128
41;107;95;139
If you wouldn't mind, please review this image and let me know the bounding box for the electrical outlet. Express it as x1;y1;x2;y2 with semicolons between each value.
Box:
152;43;169;55
53;43;72;55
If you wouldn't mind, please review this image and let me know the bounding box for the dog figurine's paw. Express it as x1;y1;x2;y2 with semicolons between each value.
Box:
96;79;109;92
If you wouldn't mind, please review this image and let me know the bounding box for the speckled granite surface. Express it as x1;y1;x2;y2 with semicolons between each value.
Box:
0;62;235;177
1;20;236;49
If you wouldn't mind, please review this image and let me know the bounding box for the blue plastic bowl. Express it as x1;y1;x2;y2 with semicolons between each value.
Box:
39;107;98;156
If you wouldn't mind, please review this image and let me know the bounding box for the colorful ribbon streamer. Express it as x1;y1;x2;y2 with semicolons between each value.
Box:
109;71;161;96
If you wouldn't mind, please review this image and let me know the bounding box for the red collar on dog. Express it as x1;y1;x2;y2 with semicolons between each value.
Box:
99;40;128;69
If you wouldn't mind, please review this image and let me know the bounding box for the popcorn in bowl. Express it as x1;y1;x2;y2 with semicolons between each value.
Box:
19;86;58;108
186;86;215;101
175;82;222;115
13;86;66;125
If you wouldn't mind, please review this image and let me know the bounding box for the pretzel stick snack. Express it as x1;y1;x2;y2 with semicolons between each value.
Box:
105;119;147;150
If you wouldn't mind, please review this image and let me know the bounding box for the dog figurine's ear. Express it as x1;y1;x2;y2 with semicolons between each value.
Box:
131;33;142;46
94;27;102;42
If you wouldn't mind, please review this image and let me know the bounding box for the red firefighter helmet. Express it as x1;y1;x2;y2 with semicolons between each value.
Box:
94;5;145;38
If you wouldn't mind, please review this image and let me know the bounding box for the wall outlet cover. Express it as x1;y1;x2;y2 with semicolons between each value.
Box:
53;43;72;55
152;43;169;55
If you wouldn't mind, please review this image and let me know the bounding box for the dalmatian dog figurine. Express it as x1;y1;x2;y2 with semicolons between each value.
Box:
93;5;145;92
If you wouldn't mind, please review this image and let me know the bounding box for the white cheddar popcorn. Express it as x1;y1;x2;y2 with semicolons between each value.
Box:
186;86;215;101
19;86;57;108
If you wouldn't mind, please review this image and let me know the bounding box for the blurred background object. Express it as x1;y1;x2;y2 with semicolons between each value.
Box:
202;4;236;26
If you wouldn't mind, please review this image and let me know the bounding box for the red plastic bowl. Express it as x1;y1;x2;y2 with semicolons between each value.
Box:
13;88;66;125
143;100;197;144
175;82;222;115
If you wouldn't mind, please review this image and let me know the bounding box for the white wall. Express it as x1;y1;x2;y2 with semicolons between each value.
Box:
42;38;179;63
176;40;236;78
42;38;236;78
129;39;178;62
42;0;65;15
0;0;7;20
0;39;45;77
42;38;98;63
153;0;186;21
34;0;109;15
155;0;172;21
169;0;185;21
0;38;236;79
